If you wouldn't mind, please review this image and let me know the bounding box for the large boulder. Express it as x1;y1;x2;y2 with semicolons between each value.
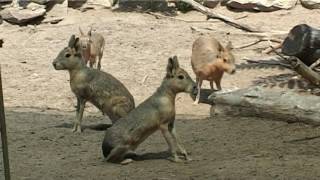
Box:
301;0;320;9
225;0;298;11
0;7;46;24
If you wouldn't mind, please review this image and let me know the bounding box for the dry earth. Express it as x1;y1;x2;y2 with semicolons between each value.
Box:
1;4;320;179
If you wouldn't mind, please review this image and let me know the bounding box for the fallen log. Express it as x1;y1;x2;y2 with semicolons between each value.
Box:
209;87;320;125
289;56;320;86
272;48;320;86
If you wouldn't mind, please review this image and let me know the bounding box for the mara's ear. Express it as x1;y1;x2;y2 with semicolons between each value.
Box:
79;27;84;35
225;41;234;51
166;56;179;77
68;35;77;48
68;35;80;51
88;27;92;37
74;37;80;52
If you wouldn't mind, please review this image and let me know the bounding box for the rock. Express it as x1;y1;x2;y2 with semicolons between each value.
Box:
0;7;46;24
68;0;86;8
86;0;111;8
226;0;298;12
79;0;112;11
301;0;320;9
26;2;45;10
29;0;50;5
203;0;220;8
44;0;67;24
117;0;169;11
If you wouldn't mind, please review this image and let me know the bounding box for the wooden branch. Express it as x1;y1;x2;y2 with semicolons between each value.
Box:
235;37;282;49
147;12;249;23
146;12;214;23
271;47;320;86
290;57;320;86
178;0;262;32
245;59;292;69
262;43;282;54
310;58;320;69
190;26;287;38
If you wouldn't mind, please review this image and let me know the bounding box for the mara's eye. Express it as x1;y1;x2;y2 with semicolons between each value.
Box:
65;53;71;58
178;75;184;80
223;59;227;62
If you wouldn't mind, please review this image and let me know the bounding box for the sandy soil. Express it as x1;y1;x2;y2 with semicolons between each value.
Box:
1;4;320;179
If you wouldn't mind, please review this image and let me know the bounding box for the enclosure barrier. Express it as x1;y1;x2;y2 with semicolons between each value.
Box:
0;66;11;180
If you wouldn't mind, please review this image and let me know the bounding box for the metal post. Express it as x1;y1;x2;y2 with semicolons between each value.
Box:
0;66;10;180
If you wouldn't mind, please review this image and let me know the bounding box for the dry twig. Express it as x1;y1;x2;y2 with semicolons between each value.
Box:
235;37;282;49
177;0;261;32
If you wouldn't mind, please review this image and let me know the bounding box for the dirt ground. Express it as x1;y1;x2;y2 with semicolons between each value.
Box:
1;4;320;179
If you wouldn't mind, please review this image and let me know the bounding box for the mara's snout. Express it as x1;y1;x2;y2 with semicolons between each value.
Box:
191;85;198;96
52;60;61;70
228;67;236;75
187;82;198;96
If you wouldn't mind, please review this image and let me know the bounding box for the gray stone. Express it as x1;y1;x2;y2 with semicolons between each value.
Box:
203;0;220;8
301;0;320;9
226;0;298;11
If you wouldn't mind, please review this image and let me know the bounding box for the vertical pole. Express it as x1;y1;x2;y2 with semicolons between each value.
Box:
0;66;10;180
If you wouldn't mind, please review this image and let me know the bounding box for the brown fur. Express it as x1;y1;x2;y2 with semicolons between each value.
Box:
52;35;134;133
79;27;105;70
191;35;236;104
102;56;197;164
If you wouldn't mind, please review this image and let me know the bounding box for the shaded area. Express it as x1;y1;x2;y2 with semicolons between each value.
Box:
4;108;320;179
236;57;320;95
252;73;320;95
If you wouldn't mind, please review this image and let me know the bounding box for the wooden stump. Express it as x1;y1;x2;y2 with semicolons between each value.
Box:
281;24;320;66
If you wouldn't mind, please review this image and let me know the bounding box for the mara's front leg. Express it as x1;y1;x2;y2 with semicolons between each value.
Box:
106;145;131;165
168;120;191;161
73;97;86;133
160;124;181;162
